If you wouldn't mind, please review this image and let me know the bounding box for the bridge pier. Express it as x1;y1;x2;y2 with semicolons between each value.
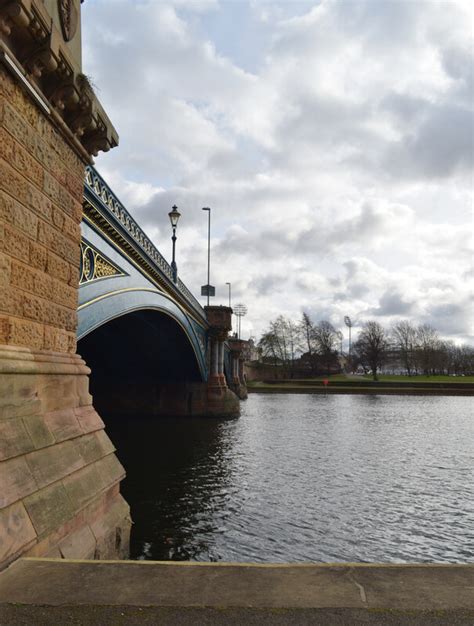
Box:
205;306;241;418
0;1;130;569
228;338;249;400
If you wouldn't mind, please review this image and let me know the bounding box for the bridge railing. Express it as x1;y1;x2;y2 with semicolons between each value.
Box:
84;166;206;320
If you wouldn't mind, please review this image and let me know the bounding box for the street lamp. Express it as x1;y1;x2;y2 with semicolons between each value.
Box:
168;204;181;283
225;282;231;308
201;207;215;306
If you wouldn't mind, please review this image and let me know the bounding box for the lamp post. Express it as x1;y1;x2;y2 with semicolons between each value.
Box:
225;282;231;308
168;204;181;283
201;207;214;306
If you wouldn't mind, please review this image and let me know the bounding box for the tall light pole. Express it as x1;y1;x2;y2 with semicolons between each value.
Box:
234;303;247;339
168;204;181;283
344;316;353;369
201;207;215;306
225;282;231;308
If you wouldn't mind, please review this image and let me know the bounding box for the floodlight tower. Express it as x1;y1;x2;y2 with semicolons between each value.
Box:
234;303;248;339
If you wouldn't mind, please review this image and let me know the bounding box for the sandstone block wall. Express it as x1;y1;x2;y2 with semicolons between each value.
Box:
0;66;82;354
0;65;130;569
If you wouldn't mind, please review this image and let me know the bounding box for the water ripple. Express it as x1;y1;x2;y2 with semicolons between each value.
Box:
107;394;474;563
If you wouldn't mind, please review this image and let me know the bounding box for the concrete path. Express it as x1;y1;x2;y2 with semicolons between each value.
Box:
1;558;473;624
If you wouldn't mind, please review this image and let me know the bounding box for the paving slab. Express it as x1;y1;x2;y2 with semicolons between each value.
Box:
0;559;473;614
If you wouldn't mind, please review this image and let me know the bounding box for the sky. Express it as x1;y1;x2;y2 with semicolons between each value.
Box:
82;0;473;345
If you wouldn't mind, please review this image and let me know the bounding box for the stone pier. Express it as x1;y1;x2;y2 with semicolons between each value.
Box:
228;337;249;400
205;306;240;418
0;0;130;569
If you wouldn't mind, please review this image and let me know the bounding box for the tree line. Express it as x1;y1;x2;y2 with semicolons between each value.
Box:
257;314;474;380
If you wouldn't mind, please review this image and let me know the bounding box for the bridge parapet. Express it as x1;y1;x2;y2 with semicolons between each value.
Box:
83;167;206;323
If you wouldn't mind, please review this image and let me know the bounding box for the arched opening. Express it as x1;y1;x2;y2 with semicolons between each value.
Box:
78;309;205;419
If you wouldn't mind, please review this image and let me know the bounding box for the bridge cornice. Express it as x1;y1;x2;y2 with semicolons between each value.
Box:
0;0;118;159
83;167;208;327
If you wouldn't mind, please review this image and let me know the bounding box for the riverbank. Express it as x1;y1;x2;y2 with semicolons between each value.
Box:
0;559;473;625
248;378;474;395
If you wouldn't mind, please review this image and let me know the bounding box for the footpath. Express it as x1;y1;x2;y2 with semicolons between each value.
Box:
0;559;473;625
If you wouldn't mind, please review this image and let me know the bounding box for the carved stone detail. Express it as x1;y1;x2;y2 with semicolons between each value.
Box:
0;0;118;159
58;0;78;42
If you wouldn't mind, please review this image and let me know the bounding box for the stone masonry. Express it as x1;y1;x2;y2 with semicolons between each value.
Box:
0;1;129;570
205;306;240;418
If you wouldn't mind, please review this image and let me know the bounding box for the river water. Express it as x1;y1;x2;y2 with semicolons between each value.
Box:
106;394;474;563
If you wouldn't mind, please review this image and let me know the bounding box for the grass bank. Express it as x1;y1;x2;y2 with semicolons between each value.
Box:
247;375;474;396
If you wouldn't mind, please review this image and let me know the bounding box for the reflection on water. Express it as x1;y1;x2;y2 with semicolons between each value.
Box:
105;394;474;563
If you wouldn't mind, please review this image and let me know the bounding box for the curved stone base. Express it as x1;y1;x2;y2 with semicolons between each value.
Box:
206;385;240;419
0;345;131;570
230;383;248;400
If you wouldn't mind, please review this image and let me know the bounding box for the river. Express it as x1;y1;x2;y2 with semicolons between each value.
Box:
106;393;474;563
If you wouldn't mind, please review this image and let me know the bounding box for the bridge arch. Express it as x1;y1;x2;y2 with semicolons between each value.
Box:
78;287;207;380
78;289;209;418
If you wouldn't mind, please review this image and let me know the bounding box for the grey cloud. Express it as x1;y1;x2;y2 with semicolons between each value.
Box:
249;273;286;296
385;103;473;180
296;203;398;255
379;92;429;125
422;300;474;339
439;44;474;104
441;45;473;84
213;223;295;261
331;0;422;50
370;290;415;316
347;283;371;299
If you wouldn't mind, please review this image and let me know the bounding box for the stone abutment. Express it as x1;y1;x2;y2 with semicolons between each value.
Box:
0;0;129;570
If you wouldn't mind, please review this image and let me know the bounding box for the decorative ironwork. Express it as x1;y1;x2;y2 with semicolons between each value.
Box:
79;240;125;285
191;320;208;356
83;167;206;322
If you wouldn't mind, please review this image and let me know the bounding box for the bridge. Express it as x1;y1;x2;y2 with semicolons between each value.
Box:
77;166;246;419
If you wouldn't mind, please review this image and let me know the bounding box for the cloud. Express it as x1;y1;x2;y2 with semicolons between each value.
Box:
371;290;415;317
82;0;474;344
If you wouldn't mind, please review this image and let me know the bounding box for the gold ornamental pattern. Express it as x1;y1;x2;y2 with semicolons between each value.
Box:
80;241;125;285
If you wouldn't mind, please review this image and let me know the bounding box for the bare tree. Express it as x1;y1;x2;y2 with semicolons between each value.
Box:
258;330;280;367
258;316;301;377
313;320;338;375
300;312;318;374
391;320;417;376
415;324;442;375
354;321;389;380
457;344;474;375
300;312;315;355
